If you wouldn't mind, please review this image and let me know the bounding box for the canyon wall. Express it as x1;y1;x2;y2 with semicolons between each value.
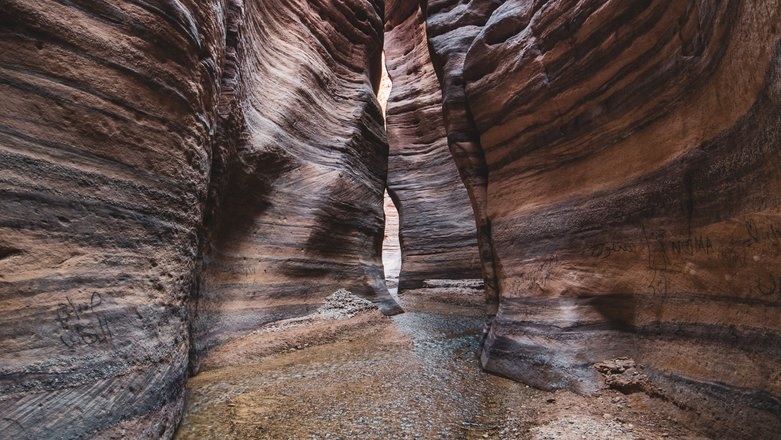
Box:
190;0;400;368
0;1;227;437
421;0;781;437
382;191;402;285
0;0;395;437
2;0;780;438
383;0;482;290
424;0;505;313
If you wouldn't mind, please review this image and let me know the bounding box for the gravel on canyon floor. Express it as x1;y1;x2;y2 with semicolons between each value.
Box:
175;288;711;439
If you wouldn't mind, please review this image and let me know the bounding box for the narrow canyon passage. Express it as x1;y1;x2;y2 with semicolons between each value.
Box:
1;0;779;438
382;190;402;289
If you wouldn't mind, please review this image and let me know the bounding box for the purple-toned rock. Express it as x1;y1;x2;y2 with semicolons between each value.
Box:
0;0;398;437
190;0;400;369
423;0;505;314
0;1;226;437
424;1;781;437
384;0;482;291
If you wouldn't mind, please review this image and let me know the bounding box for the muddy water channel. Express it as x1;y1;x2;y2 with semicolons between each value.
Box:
175;290;702;439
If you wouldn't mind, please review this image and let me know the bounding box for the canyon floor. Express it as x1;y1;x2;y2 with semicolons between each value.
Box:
175;287;712;439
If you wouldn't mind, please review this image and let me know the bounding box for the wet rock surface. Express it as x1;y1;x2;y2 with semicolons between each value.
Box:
176;289;711;439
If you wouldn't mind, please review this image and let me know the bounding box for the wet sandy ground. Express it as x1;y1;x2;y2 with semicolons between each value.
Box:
175;289;710;439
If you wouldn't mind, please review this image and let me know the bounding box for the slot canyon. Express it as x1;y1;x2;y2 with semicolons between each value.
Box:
0;0;779;438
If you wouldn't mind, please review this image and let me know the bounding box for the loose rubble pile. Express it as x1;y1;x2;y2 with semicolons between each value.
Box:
316;289;378;320
594;358;659;397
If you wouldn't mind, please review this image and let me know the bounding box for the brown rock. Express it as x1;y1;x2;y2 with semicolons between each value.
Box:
382;190;402;287
383;0;482;291
423;0;506;315
0;0;399;437
594;358;655;396
443;1;781;438
2;0;780;438
189;0;401;370
0;1;226;437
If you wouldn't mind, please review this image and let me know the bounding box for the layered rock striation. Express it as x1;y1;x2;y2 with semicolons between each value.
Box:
384;0;482;291
382;191;402;286
2;0;780;438
190;0;400;369
0;1;227;437
0;0;397;437
424;0;505;314
419;0;781;437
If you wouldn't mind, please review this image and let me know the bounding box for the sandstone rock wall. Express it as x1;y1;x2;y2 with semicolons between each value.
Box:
421;0;781;437
384;0;482;291
424;0;505;314
0;0;398;437
190;0;400;369
3;0;780;437
382;191;402;286
0;1;227;437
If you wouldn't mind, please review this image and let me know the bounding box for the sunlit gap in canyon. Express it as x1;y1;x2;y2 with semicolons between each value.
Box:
378;52;402;295
4;1;778;438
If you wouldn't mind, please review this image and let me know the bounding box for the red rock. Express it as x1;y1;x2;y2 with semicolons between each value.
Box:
189;0;401;370
423;0;506;315
1;1;780;438
0;0;399;437
0;1;226;437
422;1;781;437
384;0;482;291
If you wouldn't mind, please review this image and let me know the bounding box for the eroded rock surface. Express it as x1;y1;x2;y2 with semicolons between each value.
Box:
2;0;780;438
190;0;400;369
0;0;398;437
0;1;226;438
423;0;506;316
419;1;781;437
383;0;482;291
382;191;402;287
